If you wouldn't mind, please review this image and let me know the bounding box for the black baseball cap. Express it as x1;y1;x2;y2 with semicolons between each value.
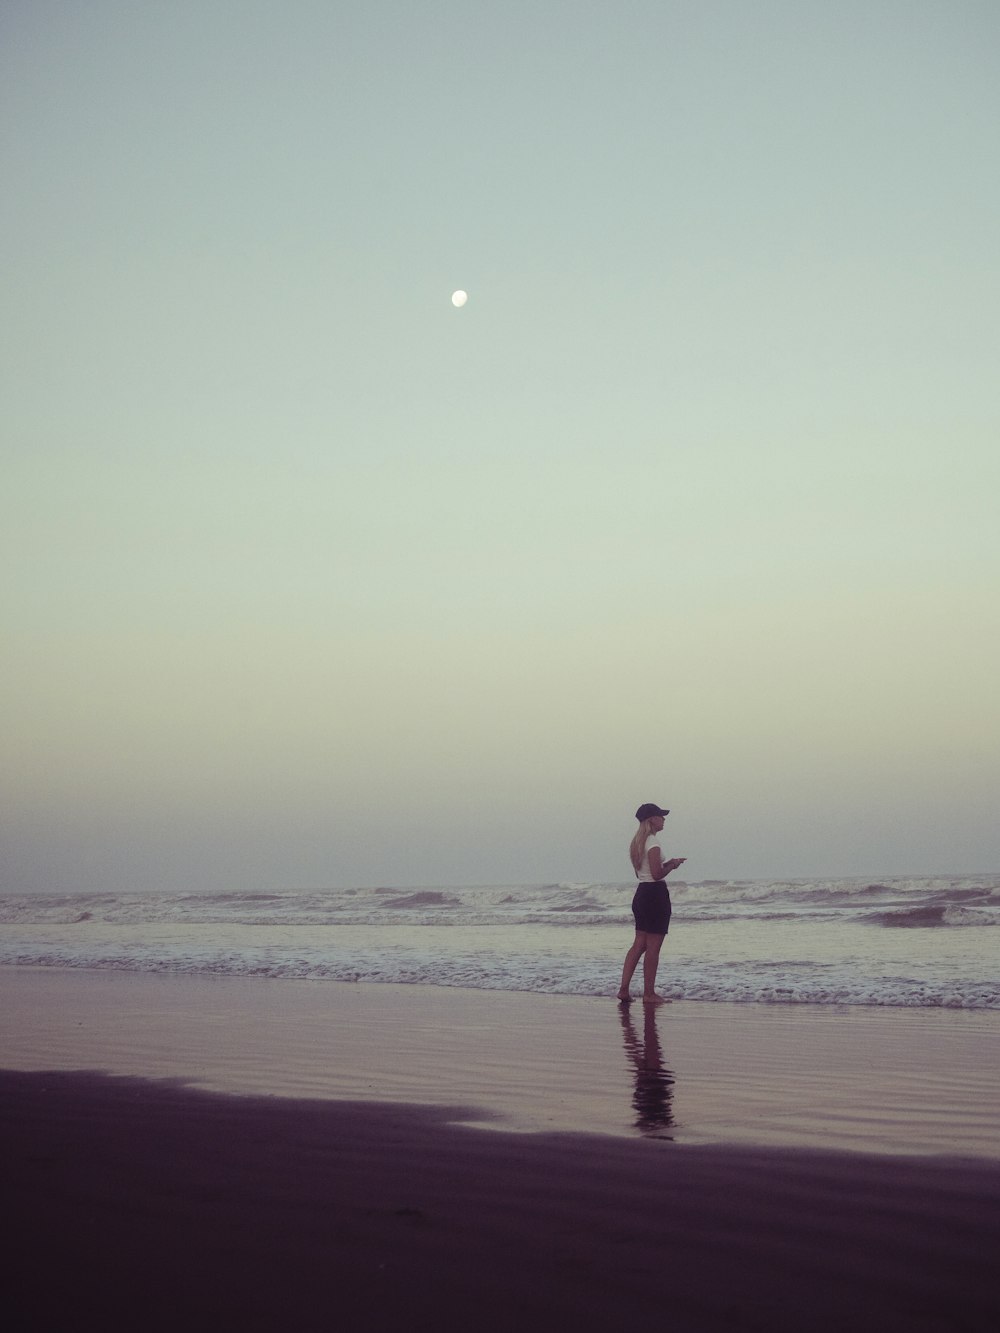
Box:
635;803;670;821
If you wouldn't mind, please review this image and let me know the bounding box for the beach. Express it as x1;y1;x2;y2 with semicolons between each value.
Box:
3;967;1000;1331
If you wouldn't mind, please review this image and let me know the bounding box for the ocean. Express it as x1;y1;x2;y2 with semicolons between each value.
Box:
2;874;997;1009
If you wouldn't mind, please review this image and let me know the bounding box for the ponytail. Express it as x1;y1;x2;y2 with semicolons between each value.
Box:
629;818;658;875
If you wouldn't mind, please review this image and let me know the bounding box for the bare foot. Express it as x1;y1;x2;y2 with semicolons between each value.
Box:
642;995;671;1006
616;991;632;1004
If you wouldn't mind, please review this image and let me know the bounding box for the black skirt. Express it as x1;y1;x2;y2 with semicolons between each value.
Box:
631;881;672;934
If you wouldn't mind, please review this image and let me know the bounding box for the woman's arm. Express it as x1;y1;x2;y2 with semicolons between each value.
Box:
648;846;686;880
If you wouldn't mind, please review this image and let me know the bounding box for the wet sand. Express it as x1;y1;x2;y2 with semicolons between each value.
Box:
3;967;1000;1331
3;966;999;1153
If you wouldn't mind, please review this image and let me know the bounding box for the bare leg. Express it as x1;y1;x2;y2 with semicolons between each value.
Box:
642;933;669;1004
618;931;648;1001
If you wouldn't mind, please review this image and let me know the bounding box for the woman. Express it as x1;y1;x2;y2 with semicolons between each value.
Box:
617;802;686;1006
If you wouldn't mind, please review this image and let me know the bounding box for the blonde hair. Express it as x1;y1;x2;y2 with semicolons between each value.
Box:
629;818;658;875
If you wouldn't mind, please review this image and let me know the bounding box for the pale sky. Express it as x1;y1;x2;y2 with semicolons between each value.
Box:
2;1;998;892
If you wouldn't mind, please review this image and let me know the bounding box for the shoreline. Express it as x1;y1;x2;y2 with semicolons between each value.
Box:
3;963;999;1156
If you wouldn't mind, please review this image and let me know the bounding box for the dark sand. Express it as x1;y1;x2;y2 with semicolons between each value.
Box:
4;968;1000;1331
5;1070;999;1333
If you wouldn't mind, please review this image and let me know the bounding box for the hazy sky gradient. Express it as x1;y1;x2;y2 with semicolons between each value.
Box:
3;2;998;890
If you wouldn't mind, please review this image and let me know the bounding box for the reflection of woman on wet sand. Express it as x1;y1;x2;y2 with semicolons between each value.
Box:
620;1004;676;1135
618;803;686;1006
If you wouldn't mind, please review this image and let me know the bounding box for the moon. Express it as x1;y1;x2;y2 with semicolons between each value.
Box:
451;290;468;308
